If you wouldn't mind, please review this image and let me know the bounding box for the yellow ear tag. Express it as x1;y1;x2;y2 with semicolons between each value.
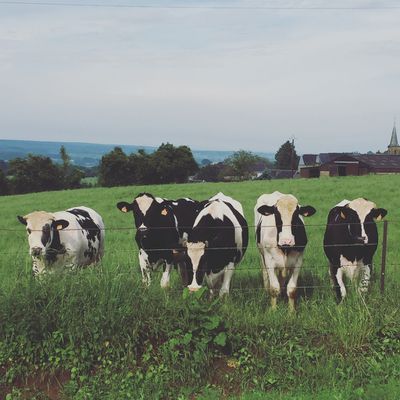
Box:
161;209;168;216
57;224;64;230
121;206;128;213
376;215;382;221
340;211;346;219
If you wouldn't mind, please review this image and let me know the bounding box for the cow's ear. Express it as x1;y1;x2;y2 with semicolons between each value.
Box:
53;219;69;230
371;208;387;221
117;201;132;213
17;215;27;225
299;206;316;217
257;205;275;216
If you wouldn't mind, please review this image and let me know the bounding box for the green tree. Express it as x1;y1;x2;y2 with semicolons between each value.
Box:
226;150;264;180
275;140;299;170
151;143;198;184
196;163;224;182
0;169;8;196
98;147;133;187
129;149;155;184
60;145;70;170
59;146;84;189
9;155;63;194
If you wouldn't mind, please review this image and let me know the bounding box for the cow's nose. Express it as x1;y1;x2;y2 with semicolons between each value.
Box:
279;238;295;247
138;226;148;233
31;247;42;257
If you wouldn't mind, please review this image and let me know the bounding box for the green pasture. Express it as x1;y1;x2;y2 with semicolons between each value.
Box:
0;175;399;399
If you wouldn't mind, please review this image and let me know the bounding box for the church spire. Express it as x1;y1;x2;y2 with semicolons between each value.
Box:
389;122;399;147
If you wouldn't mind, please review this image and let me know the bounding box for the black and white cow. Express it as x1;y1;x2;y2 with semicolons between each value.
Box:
255;191;316;311
18;206;105;275
323;198;387;302
116;193;204;287
184;192;248;296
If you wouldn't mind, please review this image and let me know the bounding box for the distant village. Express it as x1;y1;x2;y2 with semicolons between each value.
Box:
297;123;400;178
2;123;400;196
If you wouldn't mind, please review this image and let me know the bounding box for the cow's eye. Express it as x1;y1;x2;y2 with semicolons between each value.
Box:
27;228;31;235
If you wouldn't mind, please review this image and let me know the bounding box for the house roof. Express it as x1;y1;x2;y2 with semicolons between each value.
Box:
318;153;346;164
353;154;400;171
301;154;318;166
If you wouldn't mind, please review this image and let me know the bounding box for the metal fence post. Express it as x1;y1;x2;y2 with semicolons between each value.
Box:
380;220;388;294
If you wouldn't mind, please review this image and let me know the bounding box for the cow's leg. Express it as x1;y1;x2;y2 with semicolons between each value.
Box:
139;249;151;286
336;267;346;301
358;263;371;295
263;250;280;310
287;253;303;312
178;260;189;286
219;262;235;297
32;258;46;277
205;270;224;297
160;263;172;288
259;250;270;290
329;263;342;303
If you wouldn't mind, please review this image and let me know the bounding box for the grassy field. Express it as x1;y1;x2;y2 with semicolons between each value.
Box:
0;176;399;399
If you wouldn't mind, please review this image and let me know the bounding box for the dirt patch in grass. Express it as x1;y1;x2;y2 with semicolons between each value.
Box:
0;370;70;399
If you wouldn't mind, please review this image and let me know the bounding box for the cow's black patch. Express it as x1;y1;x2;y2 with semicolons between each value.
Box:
323;205;380;301
186;200;248;286
45;226;66;264
67;208;101;259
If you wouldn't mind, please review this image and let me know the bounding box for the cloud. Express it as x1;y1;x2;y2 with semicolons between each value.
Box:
0;1;399;153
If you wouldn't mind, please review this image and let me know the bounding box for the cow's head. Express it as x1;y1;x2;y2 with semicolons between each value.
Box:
183;240;208;292
17;211;69;258
257;195;316;248
117;193;177;242
339;198;387;244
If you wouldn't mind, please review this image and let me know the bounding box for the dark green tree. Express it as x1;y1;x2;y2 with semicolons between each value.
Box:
59;146;84;189
196;163;224;182
129;149;156;184
274;140;299;170
226;150;264;180
0;169;8;196
60;145;70;170
9;155;63;194
98;147;133;187
151;143;198;184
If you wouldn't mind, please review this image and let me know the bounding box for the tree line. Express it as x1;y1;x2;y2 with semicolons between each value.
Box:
0;140;298;196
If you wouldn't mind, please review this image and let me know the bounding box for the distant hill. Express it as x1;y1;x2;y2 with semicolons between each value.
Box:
0;139;274;167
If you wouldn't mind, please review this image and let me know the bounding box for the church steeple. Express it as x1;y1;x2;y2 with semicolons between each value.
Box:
389;123;399;147
388;122;400;155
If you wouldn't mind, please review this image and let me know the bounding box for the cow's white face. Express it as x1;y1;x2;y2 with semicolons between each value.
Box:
186;241;206;291
275;195;298;247
18;211;69;258
348;198;377;244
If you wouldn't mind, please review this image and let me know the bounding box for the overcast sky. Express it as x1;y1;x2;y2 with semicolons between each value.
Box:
0;0;399;154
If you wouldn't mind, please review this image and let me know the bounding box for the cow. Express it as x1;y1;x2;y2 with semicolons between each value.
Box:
17;206;105;276
116;193;204;287
184;192;248;296
255;191;316;311
323;198;387;302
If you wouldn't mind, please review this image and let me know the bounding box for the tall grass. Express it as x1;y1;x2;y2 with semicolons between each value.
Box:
0;176;399;398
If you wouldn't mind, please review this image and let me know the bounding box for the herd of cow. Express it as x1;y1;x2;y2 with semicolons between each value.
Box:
17;191;387;309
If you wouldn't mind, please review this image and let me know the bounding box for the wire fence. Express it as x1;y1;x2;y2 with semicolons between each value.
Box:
0;220;397;293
